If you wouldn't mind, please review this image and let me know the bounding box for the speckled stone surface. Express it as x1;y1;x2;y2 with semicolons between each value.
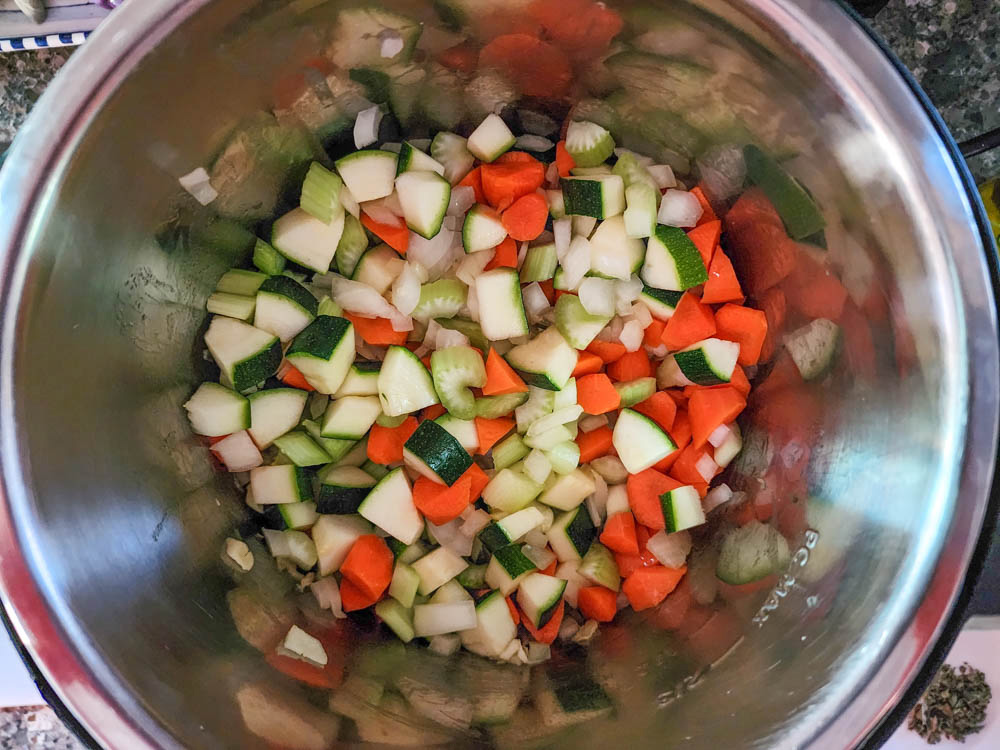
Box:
0;707;84;749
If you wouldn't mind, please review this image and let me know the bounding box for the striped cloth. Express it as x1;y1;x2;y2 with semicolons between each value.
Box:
0;30;89;52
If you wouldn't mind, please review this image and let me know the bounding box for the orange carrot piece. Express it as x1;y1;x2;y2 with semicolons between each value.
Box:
661;293;716;351
485;236;519;270
361;212;409;254
576;425;614;463
701;249;744;304
714;303;768;366
340;577;382;612
527;0;624;63
475;416;515;454
280;363;316;391
495;151;538;164
538;279;556;305
587;339;627;363
623;566;687;611
686;220;721;268
599;511;639;555
688;386;746;448
541;559;558;576
483;348;529;395
647;576;693;630
576;373;621;415
669;445;714;485
458;166;487;204
654;410;690;473
422;404;447;420
607;349;652;381
345;312;409;346
577;586;618;622
481;160;547;211
757;286;787;363
479;34;572;98
555;140;575;177
521;599;565;644
463;463;490;500
265;651;341;690
614;551;646;578
729;365;751;397
571;351;604;377
502;192;549;241
340;534;394;600
724;188;798;295
781;250;848;321
690;185;718;223
643;319;666;348
505;596;521;626
626;468;681;530
633;391;677;432
366;417;419;464
437;42;479;74
412;474;473;525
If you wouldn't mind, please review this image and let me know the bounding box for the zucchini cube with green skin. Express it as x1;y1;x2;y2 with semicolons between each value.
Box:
247;388;307;448
351;244;403;295
249;464;312;505
335;361;380;397
412;546;469;595
254;276;318;343
204;316;282;393
466;113;516;163
673;338;740;385
328;8;422;69
560;175;626;219
661;485;706;533
641;224;708;291
263;501;319;532
286;315;356;394
183;382;250;437
460;590;517;658
434;414;480;454
457;563;487;589
743;144;825;240
431;345;487;421
614;376;656;407
640;285;683;320
554;293;611;350
516;573;567;629
588;215;646;280
577;541;620;591
485;545;538;595
396;141;446;176
475;269;528;342
316;465;376;514
395;170;452;239
335;149;398;202
271;207;345;274
533;665;613;728
403;419;473;486
312;514;373;575
547;506;596;563
272;431;332;467
613;408;677;474
378;345;439;416
537;469;596;511
482;468;543;513
321;395;381;440
504;326;577;391
358;468;424;545
478;506;546;553
301;420;358;465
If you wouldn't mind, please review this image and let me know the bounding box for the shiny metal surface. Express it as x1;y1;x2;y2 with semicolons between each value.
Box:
0;1;996;748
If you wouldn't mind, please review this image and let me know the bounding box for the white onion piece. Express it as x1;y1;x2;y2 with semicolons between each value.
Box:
526;642;551;664
561;236;592;290
648;164;677;190
708;423;733;448
616;592;631;611
619;319;644;352
456;249;494;285
499;639;520;662
331;276;398;318
573;620;599;643
178;167;218;206
460;509;492;536
592;471;608;513
391;262;422;315
585;495;602;528
418;320;443;356
578;277;616;318
262;528;292;558
427;519;474;557
212;431;263;472
578;414;608;433
361;203;400;226
517;241;530;267
518;109;559;136
353;105;383;149
703;483;734;513
630;302;653;328
435;327;469;349
523;528;549;549
614;275;644;315
559;618;581;641
311;578;345;618
590;456;628;484
523;449;552;484
409;229;456;278
428;634;462;656
522;282;551;323
527;405;584;437
516;134;555;152
553;218;572;260
379;31;404;58
413;601;477;637
443;214;463;232
647;343;669;359
448;185;476;217
522;544;556;572
695;453;719;482
646;529;692;568
657;189;703;228
545;161;560;187
337;183;360;218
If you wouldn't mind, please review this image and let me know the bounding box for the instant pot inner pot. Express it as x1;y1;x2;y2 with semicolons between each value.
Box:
3;0;988;748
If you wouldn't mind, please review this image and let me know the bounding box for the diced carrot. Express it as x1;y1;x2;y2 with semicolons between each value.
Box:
643;319;666;348
599;511;639;555
647;575;693;630
729;365;751;397
366;417;419;464
669;444;714;485
623;565;687;611
576;425;614;462
688;386;746;449
340;577;382;612
753;350;803;402
690;186;718;224
475;416;515;454
541;559;558;576
485;236;519;270
527;0;624;60
756;286;787;363
577;586;618;622
576;373;621;415
458;166;486;205
361;212;409;254
422;404;447;420
686;220;721;268
502;192;549;241
654;412;691;472
781;249;848;321
345;312;409;346
412;474;473;525
626;468;681;530
479;34;572;98
538;279;555;305
607;349;652;381
635;524;660;568
839;299;877;379
280;363;316;391
555;141;575;177
265;651;341;690
633;391;678;432
495;151;538;164
462;463;490;500
521;600;564;644
661;293;716;351
481;160;547;211
572;351;604;377
686;608;743;664
340;534;394;599
614;552;644;578
506;596;521;626
421;355;432;370
587;339;627;363
437;42;479;74
725;189;799;295
714;304;768;366
554;289;575;302
483;348;529;395
701;249;744;304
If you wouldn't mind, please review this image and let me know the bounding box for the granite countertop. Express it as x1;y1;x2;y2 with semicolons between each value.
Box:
0;0;996;748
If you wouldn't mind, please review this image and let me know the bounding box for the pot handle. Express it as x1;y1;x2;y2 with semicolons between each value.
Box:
959;127;1000;160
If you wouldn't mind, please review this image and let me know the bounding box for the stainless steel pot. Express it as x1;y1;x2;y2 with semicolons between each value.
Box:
0;1;998;748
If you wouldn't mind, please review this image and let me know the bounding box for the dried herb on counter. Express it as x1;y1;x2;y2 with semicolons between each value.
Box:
909;662;991;744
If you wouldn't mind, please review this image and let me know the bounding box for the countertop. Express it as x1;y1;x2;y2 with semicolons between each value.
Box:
0;1;997;748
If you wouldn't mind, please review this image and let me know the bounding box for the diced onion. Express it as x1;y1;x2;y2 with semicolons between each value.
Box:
517;241;530;267
360;203;400;226
456;249;494;285
647;343;669;358
614;275;644;315
518;110;559;136
391;262;422;316
578;277;617;318
619;319;644;352
311;577;345;618
590;456;628;484
545;161;560;187
448;186;476;217
262;528;292;558
523;529;548;549
499;639;521;662
353;105;383;149
558;618;581;641
657;189;703;228
553;218;572;260
703;483;734;513
225;538;254;571
460;508;492;536
585;495;602;528
332;276;399;319
695;452;719;482
516;134;554;152
178;167;218;206
579;414;608;433
428;634;462;656
443;214;463;232
522;282;551;323
427;519;474;557
647;164;677;190
708;423;733;448
389;312;413;332
616;592;631;611
561;236;592;289
212;431;263;472
572;620;599;643
435;327;469;349
379;31;405;58
408;228;455;277
522;544;556;571
629;302;653;328
646;529;692;568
